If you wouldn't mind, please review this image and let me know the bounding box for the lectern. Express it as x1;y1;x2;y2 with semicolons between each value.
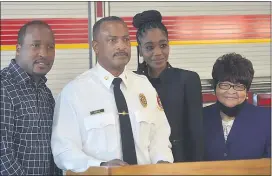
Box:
66;158;270;175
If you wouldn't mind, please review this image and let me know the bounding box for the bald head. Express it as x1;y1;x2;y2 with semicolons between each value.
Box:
17;20;54;45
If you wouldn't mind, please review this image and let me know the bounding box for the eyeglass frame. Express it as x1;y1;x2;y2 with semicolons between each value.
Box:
217;82;247;91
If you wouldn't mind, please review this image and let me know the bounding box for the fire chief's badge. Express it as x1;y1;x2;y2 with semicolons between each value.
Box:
139;93;147;108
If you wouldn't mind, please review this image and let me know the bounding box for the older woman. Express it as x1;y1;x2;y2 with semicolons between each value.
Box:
203;53;271;161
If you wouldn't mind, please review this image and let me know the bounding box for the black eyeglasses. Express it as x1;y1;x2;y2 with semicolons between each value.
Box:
218;82;246;91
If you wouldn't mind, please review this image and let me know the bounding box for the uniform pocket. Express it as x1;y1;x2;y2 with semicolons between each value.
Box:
83;113;117;153
84;113;115;130
134;111;155;148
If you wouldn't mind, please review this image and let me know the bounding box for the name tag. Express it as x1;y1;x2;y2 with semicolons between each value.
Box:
90;109;105;115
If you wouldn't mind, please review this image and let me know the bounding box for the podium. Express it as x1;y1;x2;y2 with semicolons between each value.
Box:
66;158;270;175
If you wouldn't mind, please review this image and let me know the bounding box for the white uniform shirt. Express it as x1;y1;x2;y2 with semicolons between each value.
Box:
51;63;173;172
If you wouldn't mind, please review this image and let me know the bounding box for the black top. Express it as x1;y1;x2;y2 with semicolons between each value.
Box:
0;59;61;175
136;64;204;162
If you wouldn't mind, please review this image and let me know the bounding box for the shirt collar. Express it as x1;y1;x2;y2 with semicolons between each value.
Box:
8;59;47;85
95;62;129;90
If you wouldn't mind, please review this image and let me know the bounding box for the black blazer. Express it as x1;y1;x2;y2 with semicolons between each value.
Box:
136;67;204;162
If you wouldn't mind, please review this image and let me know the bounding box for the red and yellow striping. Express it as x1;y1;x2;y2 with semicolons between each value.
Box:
1;14;270;50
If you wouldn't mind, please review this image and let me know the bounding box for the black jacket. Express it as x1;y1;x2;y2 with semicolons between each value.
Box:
136;66;204;162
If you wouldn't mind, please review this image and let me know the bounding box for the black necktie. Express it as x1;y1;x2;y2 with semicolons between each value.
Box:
112;78;138;165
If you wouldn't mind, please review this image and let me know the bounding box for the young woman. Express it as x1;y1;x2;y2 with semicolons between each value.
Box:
133;10;204;162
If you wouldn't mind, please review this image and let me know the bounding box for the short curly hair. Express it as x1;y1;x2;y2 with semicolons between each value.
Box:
212;52;254;91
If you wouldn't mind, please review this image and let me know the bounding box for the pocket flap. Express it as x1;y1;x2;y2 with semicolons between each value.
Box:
84;113;115;130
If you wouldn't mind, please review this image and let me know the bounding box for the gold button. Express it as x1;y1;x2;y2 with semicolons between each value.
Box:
104;76;108;80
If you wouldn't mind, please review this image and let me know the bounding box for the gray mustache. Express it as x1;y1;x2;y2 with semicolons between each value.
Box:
114;52;128;57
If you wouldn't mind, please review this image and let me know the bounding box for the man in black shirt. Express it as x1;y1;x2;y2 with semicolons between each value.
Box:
1;20;61;175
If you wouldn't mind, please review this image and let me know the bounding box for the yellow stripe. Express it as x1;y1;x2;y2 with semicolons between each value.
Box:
1;39;270;51
54;44;90;49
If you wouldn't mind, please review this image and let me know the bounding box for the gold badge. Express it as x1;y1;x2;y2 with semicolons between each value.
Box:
139;93;147;108
157;95;164;111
